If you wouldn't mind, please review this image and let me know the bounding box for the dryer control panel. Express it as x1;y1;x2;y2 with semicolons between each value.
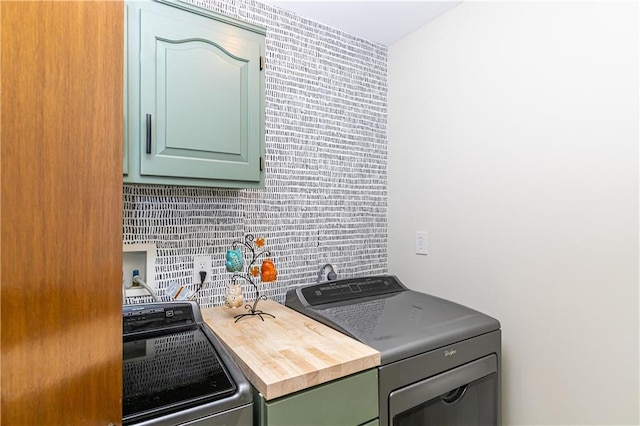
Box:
300;275;406;306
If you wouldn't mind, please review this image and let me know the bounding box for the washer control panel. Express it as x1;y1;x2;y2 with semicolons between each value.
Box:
123;302;196;337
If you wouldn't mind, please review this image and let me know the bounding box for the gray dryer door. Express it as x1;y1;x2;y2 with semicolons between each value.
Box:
389;355;498;426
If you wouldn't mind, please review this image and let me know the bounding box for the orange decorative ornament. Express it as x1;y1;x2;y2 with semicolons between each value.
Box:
250;266;260;277
260;258;277;282
255;237;265;248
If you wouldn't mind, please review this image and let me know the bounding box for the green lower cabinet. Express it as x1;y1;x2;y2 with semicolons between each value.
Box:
255;369;379;426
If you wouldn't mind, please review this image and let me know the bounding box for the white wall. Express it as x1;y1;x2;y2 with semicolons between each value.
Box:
388;1;638;425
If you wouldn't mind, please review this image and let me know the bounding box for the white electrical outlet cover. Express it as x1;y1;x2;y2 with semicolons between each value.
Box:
416;231;428;255
193;255;212;284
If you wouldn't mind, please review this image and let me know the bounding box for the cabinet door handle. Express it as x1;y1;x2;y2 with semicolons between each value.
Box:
145;113;152;154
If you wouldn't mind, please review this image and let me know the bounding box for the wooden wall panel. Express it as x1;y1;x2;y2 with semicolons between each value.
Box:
1;1;123;424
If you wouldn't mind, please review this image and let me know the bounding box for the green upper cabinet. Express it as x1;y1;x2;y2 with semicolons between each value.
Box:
124;0;266;188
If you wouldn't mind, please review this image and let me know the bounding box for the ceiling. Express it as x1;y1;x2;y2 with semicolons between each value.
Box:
262;1;462;46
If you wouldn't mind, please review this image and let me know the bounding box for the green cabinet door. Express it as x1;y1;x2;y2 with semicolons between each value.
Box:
256;369;379;426
124;0;266;188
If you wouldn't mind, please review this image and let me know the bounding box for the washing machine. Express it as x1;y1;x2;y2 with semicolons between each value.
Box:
122;301;253;425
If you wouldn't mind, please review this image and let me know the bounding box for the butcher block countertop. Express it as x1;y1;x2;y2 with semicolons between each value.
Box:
201;300;380;400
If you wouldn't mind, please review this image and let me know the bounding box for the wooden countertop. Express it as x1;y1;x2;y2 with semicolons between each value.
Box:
202;300;380;400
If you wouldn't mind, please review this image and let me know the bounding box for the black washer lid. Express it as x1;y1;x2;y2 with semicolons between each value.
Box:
122;327;236;424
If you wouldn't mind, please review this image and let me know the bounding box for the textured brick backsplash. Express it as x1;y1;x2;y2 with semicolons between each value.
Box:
123;0;388;307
